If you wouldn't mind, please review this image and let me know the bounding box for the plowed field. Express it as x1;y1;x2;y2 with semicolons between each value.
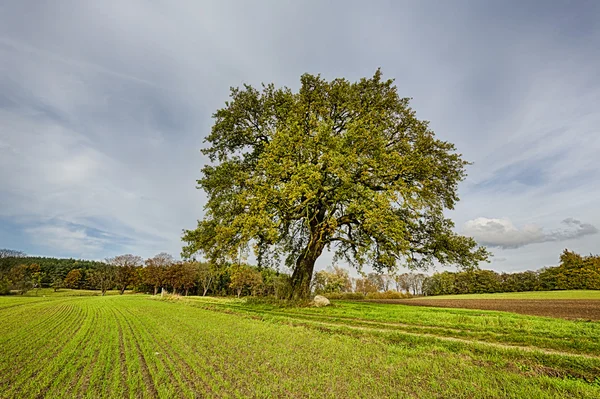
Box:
370;299;600;320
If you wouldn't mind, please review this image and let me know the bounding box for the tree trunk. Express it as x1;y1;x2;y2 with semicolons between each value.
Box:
185;288;189;296
120;286;126;295
153;286;158;296
203;287;208;296
289;236;325;300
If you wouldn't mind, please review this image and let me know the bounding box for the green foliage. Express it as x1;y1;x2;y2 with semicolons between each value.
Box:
312;266;352;294
423;249;600;296
86;264;115;295
51;275;63;292
0;254;107;288
0;276;10;295
195;261;218;296
415;290;600;300
9;263;41;294
183;70;489;299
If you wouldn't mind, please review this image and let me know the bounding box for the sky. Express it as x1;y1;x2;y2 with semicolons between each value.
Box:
1;0;599;275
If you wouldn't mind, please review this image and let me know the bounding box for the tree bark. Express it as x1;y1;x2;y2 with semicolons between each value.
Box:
153;286;158;296
289;236;325;300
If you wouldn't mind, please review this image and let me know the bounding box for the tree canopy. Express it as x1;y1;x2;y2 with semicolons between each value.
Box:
183;70;489;299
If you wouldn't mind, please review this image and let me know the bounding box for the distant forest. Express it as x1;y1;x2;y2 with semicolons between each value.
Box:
0;248;598;297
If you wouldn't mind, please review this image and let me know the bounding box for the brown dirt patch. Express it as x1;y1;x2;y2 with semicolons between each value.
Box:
367;299;600;320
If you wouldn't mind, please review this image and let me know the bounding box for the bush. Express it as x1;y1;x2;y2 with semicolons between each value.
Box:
323;292;366;300
152;292;185;302
366;291;409;300
0;277;11;295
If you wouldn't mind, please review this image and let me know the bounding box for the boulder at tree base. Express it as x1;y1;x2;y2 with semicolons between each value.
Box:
313;295;331;307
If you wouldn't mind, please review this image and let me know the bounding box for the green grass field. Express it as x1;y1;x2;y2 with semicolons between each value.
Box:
414;290;600;300
14;288;131;297
2;293;600;398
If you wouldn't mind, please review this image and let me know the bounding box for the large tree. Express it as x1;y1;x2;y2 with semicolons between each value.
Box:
183;70;488;299
88;264;115;296
107;254;143;295
144;253;174;295
196;261;219;296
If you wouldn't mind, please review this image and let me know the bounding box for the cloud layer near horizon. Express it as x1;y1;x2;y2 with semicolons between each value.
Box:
1;1;599;273
463;217;598;249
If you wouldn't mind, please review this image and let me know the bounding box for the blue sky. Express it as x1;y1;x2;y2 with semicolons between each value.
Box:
1;0;599;274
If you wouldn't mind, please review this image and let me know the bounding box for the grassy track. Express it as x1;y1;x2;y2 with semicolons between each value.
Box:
412;290;600;300
1;295;600;398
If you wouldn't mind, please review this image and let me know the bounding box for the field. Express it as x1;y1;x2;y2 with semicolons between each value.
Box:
410;290;600;300
2;292;600;398
370;290;600;320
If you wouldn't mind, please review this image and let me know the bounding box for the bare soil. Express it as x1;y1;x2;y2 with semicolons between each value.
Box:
367;299;600;320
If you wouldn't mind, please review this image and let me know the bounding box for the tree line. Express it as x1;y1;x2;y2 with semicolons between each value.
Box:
422;250;600;296
0;248;426;298
312;266;426;297
2;248;598;297
0;250;290;297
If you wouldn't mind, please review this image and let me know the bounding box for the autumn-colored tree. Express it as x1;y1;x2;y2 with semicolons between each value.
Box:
144;253;174;295
63;268;83;289
229;264;263;297
366;273;385;292
183;70;488;299
107;254;143;295
164;261;184;294
354;277;379;295
180;261;199;296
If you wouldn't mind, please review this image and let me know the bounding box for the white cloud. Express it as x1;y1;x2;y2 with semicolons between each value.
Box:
463;217;598;249
24;224;106;257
